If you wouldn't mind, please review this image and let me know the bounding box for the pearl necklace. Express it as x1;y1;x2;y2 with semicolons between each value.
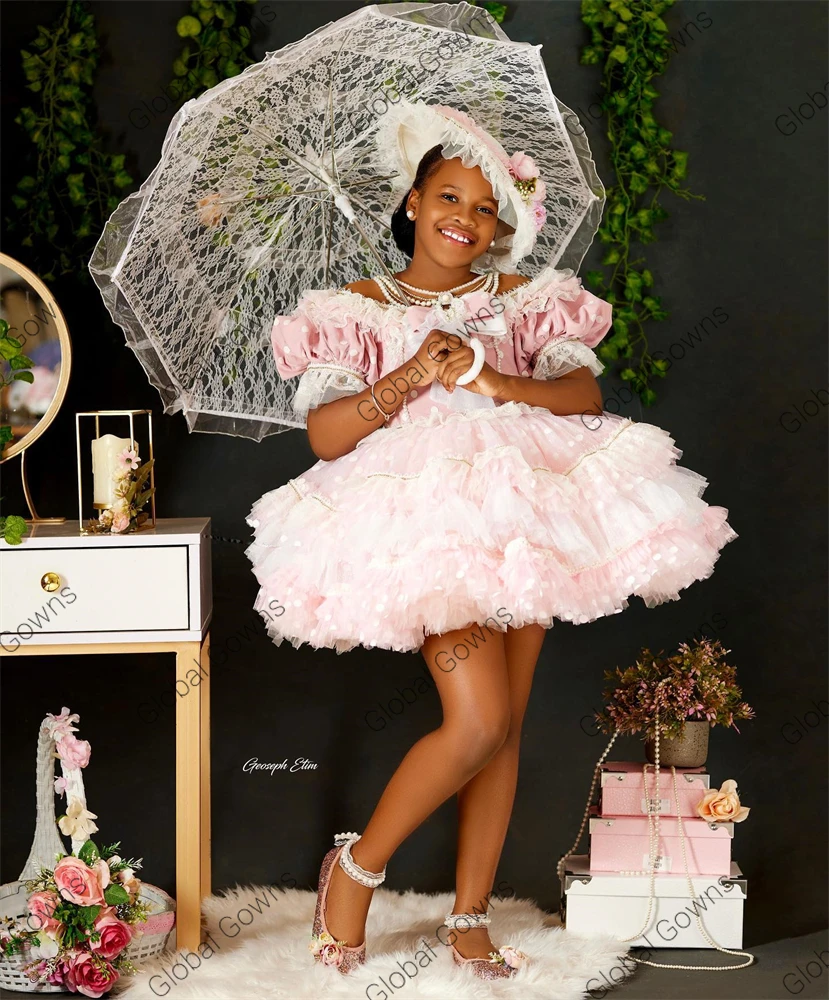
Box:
557;700;755;972
396;273;486;296
374;271;496;307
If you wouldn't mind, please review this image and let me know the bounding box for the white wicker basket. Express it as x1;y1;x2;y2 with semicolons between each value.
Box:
0;712;176;993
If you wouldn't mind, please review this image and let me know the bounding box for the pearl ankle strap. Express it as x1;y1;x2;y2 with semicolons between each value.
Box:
334;832;387;888
443;911;492;929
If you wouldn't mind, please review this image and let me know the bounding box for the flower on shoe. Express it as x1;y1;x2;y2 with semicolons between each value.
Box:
487;944;528;968
498;945;527;969
309;930;347;965
697;779;750;824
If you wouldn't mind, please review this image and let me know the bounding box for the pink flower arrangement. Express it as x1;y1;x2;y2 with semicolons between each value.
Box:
2;840;149;997
507;150;547;232
595;638;755;741
83;446;154;536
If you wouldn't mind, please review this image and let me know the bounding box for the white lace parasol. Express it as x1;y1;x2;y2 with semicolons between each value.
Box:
88;1;605;440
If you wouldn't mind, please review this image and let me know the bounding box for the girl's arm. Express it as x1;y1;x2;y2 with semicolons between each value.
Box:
306;330;455;461
493;366;605;420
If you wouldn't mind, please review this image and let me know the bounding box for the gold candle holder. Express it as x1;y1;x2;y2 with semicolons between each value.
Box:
75;409;156;534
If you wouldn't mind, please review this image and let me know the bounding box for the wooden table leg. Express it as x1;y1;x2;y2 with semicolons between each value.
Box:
175;641;207;952
199;631;211;903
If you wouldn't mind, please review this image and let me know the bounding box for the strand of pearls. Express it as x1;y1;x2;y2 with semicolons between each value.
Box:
396;273;487;296
374;271;496;307
556;729;620;882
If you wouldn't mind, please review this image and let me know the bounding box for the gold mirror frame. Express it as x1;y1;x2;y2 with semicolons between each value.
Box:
0;253;73;522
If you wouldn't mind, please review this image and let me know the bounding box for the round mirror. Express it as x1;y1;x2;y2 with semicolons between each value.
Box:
0;253;72;463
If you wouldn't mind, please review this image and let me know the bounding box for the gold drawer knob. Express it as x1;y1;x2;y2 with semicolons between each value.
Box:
40;572;61;593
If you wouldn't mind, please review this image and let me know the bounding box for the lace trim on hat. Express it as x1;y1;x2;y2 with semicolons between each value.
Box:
532;339;605;380
292;364;367;418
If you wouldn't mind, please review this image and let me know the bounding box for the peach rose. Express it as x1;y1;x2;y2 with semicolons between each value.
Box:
90;910;134;959
697;779;750;823
54;857;105;906
64;951;119;998
27;891;62;934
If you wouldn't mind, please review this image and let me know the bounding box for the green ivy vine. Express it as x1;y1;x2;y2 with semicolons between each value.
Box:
580;0;704;405
6;1;133;284
171;0;258;101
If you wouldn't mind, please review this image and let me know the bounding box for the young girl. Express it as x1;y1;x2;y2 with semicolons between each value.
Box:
245;100;737;980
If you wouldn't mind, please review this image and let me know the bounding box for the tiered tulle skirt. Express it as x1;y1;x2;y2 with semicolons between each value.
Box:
245;401;737;654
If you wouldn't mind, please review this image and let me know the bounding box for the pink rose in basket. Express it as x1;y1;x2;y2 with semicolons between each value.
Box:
64;950;119;998
54;857;105;906
27;890;63;934
57;733;92;769
90;909;134;960
697;779;750;824
27;958;66;988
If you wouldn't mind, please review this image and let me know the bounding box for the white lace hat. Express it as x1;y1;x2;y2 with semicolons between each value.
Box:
372;96;547;272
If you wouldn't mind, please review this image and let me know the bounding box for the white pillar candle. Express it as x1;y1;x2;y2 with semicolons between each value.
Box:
91;434;132;507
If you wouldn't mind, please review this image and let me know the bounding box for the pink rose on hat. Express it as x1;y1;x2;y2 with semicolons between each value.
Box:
507;151;546;231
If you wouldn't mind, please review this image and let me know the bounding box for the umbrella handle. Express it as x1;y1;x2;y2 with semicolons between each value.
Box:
454;337;486;385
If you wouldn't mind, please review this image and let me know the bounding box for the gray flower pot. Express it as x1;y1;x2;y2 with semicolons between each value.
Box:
645;720;710;767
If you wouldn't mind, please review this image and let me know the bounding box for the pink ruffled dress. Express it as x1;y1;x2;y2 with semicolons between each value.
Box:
245;265;737;654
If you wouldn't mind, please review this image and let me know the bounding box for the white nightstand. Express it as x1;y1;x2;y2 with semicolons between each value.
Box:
0;517;212;952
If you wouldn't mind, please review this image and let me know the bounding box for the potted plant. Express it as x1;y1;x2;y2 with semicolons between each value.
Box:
594;638;755;766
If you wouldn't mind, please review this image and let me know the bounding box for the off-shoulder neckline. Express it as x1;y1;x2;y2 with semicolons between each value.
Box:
309;263;576;315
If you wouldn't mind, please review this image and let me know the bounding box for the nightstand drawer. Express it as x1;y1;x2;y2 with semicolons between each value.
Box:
0;545;190;635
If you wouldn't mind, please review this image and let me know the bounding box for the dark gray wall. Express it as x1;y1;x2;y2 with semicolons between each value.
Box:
1;0;826;951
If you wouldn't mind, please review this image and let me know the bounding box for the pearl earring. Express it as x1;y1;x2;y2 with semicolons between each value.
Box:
406;210;415;220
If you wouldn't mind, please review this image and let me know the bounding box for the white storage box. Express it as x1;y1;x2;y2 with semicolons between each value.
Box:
561;855;746;948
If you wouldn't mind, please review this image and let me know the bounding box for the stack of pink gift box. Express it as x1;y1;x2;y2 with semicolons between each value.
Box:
560;761;747;947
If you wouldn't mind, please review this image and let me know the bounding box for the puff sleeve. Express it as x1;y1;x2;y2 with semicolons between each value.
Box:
513;273;613;381
271;293;381;420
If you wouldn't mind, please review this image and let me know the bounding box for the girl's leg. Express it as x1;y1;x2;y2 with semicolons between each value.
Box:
323;624;512;948
450;622;547;959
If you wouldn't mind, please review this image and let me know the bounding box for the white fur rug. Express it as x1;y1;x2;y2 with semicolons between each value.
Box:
116;884;635;999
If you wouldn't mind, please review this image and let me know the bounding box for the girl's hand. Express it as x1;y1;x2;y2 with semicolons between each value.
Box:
413;329;463;384
435;351;507;398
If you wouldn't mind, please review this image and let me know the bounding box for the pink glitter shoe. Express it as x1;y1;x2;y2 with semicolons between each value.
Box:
309;832;386;975
444;911;528;980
